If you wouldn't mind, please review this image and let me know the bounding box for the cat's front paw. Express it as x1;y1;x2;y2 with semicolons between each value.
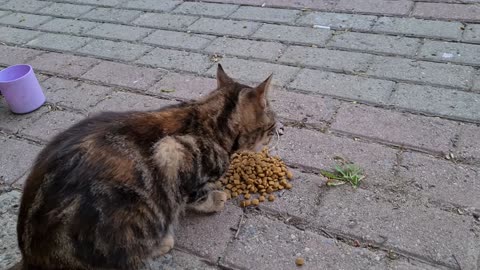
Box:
211;190;227;212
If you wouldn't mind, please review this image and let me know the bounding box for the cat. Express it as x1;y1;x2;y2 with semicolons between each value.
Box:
15;64;277;270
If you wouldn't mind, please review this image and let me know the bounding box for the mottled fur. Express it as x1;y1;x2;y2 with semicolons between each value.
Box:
16;65;276;270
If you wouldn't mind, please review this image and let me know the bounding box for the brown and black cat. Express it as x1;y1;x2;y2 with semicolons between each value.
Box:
15;64;277;270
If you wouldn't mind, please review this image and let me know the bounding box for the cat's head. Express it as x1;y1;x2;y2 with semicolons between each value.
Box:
214;64;277;152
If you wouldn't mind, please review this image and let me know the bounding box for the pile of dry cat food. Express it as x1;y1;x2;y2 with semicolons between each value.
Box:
216;147;293;207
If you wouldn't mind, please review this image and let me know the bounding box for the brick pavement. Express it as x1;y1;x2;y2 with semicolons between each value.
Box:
0;0;479;269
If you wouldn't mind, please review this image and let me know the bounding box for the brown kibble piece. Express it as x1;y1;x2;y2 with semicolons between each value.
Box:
287;171;293;179
259;196;265;202
240;200;251;207
244;193;251;199
295;257;304;266
268;194;275;201
252;199;259;206
285;183;293;189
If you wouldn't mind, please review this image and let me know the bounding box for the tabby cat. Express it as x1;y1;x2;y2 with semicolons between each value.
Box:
15;64;277;270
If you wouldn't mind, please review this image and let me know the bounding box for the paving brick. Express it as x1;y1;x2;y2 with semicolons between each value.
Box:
0;10;9;17
205;57;299;87
289;69;394;104
390;83;480;121
22;110;85;142
331;103;459;153
398;152;480;209
38;18;100;35
419;40;480;66
143;30;214;50
81;61;164;90
474;71;480;92
0;191;22;269
373;17;463;40
223;214;392;270
457;124;480;164
366;56;475;89
87;23;151;41
275;127;397;187
2;0;51;12
296;12;377;31
188;18;260;37
41;77;80;99
121;0;181;12
0;26;40;44
147;250;216;269
50;0;122;7
30;52;100;77
176;204;242;261
37;3;93;17
0;12;51;28
0;44;43;66
0;137;41;184
229;6;300;23
90;91;177;113
205;37;285;61
279;46;372;73
131;13;198;30
27;33;91;51
464;24;480;43
81;8;142;23
0;102;48;133
335;0;413;15
328;32;421;56
148;73;217;100
136;48;212;73
413;2;480;22
173;2;238;17
77;39;151;61
206;0;337;9
252;24;332;46
43;78;113;111
312;187;480;269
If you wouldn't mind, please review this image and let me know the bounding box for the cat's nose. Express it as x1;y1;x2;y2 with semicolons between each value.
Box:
276;121;284;136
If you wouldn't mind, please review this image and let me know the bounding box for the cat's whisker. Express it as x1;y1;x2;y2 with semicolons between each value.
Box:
268;128;281;151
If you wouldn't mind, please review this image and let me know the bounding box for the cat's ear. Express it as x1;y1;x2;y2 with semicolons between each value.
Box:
216;64;233;88
254;74;273;109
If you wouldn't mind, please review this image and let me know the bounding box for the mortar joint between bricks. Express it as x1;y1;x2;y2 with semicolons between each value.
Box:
386;82;400;103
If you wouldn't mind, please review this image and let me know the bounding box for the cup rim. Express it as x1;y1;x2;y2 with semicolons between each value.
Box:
0;64;33;83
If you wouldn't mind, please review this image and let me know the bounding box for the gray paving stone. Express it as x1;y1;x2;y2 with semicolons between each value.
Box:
41;77;81;99
2;0;51;12
390;83;480;122
143;30;214;50
223;214;391;270
173;2;238;17
38;18;100;35
90;91;177;113
77;39;151;61
136;48;212;73
81;8;142;23
87;23;151;41
81;61;164;90
279;45;372;72
0;102;48;133
474;71;480;92
148;73;217;100
205;37;286;61
252;24;332;46
29;52;100;77
131;13;198;30
331;103;459;153
296;11;377;31
0;12;51;28
147;250;216;270
275;126;398;187
0;44;43;66
312;187;480;269
27;33;91;51
0;26;40;44
229;6;300;23
176;204;242;261
457;124;480;164
328;32;421;56
419;40;480;66
373;17;463;40
37;3;94;17
398;151;480;209
0;10;9;18
188;18;259;37
121;0;181;11
413;2;480;22
205;57;299;87
464;24;480;43
23;110;85;142
289;69;394;104
335;0;413;15
50;0;121;7
0;191;22;269
0;137;41;184
367;56;475;89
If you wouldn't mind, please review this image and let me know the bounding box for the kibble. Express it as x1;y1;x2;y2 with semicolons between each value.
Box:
295;257;304;266
219;148;293;207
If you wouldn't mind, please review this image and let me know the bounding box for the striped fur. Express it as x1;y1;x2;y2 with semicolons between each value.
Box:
16;65;277;270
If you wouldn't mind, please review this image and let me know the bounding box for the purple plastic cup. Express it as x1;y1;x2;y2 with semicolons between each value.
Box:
0;64;46;114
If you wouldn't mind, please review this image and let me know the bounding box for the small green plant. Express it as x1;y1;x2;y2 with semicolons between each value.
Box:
320;163;365;188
